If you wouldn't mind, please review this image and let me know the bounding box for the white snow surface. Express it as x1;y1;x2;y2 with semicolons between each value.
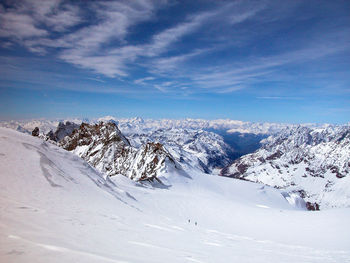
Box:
1;128;350;263
223;125;350;209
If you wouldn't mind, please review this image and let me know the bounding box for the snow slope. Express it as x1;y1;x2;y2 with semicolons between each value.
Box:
222;125;350;209
1;128;350;263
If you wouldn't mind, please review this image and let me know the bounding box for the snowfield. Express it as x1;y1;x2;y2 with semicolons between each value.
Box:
1;128;350;263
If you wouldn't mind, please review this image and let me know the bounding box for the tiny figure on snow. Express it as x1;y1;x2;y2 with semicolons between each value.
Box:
195;222;197;226
188;219;190;223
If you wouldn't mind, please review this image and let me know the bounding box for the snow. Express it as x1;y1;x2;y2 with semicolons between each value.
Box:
224;125;350;209
1;128;350;262
1;117;331;137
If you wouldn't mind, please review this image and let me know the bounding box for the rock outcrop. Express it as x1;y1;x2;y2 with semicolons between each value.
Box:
31;127;39;137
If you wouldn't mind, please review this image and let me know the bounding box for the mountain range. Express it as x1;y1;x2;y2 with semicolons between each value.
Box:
1;117;349;210
0;116;333;136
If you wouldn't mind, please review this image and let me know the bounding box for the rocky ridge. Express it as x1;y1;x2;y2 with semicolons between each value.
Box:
57;122;179;182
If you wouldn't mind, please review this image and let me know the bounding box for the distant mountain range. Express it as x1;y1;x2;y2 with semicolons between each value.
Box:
1;117;349;209
0;116;333;135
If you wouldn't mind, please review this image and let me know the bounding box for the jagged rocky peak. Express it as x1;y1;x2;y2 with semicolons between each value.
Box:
54;121;80;142
127;142;178;181
59;121;178;182
60;122;130;151
38;121;80;142
221;125;350;209
127;127;233;174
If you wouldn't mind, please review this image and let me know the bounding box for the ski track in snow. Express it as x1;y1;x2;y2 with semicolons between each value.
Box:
256;204;270;209
185;257;204;263
144;223;174;232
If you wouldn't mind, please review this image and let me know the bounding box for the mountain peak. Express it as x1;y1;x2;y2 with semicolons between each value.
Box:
59;122;178;182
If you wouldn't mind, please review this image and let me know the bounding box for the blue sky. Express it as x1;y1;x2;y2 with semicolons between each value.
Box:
0;0;349;123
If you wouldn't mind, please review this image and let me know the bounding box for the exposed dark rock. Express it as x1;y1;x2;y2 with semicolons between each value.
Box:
237;162;249;174
46;130;56;141
266;150;283;160
306;202;320;211
257;157;265;163
328;165;345;178
31;127;39;137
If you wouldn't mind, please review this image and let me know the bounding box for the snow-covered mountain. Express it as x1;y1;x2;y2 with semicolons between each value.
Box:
59;122;179;182
0;116;304;135
221;125;350;210
127;128;233;173
1;116;336;138
1;127;350;263
27;120;233;175
100;116;295;134
1;117;331;167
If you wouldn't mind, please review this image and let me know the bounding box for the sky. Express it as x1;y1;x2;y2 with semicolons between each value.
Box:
0;0;349;123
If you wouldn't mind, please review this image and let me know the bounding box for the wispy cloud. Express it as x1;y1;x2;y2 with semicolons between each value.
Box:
257;96;303;100
86;77;106;83
1;1;164;76
181;40;350;93
0;0;81;40
51;1;162;77
144;10;217;57
56;4;226;77
134;77;155;85
150;48;210;73
0;9;48;39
